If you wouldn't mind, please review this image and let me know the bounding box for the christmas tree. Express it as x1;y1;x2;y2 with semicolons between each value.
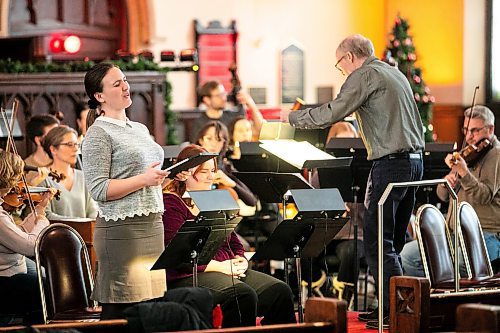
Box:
382;16;435;142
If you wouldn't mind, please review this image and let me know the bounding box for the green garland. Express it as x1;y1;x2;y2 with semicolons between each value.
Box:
0;56;179;144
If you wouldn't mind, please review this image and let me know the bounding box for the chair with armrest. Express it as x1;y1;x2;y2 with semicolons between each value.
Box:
458;202;500;284
35;223;101;324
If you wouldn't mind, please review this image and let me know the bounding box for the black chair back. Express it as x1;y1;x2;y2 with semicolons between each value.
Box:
458;202;493;278
415;204;456;287
35;223;96;323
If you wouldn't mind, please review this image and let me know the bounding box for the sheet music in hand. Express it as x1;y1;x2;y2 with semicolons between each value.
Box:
164;152;218;178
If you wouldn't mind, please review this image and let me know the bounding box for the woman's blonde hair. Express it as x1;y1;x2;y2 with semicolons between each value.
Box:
0;149;24;190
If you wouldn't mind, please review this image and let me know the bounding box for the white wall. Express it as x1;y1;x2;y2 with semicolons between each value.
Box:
150;0;356;109
463;0;486;105
149;0;487;109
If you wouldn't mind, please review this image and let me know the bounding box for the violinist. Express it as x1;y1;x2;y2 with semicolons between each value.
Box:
40;125;97;220
189;80;264;143
162;144;295;327
402;105;500;276
0;149;55;323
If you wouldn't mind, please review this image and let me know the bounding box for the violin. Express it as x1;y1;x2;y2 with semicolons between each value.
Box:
2;182;60;211
452;137;493;168
24;165;66;183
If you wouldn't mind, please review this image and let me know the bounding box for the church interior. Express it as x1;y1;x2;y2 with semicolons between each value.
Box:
0;0;499;332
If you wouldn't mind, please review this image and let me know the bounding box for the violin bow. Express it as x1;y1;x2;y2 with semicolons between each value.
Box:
462;86;480;150
0;100;38;215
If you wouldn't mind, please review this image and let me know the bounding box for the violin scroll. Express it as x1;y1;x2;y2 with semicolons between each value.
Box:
24;165;66;183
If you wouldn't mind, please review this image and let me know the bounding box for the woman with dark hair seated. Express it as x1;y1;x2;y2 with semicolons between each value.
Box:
162;144;295;327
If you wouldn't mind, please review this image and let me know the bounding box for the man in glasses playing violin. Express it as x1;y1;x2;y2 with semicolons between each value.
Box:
446;106;500;263
403;105;500;276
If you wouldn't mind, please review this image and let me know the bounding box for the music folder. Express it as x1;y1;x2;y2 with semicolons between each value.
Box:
163;152;218;178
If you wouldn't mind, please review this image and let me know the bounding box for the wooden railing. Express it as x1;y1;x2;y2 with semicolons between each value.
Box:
0;71;166;157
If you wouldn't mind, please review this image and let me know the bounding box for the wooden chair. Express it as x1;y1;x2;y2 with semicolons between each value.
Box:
35;223;101;324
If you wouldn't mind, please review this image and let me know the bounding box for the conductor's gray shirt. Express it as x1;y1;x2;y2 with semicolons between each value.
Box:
289;56;425;160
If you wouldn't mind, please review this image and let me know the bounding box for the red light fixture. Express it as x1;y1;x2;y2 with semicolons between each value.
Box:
49;37;64;53
49;35;82;54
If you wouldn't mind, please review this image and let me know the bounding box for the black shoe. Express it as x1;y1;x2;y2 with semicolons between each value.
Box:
358;309;378;322
366;316;389;330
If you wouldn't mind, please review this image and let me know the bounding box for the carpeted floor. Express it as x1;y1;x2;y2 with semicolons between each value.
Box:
347;312;388;333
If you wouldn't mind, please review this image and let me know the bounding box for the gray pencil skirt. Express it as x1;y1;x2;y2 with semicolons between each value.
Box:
91;213;166;303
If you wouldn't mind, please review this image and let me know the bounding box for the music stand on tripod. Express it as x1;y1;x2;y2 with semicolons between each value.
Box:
320;137;371;310
252;188;347;323
151;189;241;287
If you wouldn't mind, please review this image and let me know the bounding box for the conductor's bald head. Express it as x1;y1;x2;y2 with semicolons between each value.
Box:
335;34;375;76
337;34;374;59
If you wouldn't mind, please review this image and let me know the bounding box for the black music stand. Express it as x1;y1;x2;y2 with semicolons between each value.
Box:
252;188;347;323
151;189;241;287
161;144;185;169
233;172;312;208
320;137;371;310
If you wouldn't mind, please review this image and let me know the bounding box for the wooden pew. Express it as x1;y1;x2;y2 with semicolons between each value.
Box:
456;303;500;332
180;298;347;333
0;298;346;333
390;276;500;332
0;319;127;333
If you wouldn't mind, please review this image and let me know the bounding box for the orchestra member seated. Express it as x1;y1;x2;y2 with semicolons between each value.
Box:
24;115;60;186
190;80;264;143
196;121;257;210
227;116;254;160
0;149;55;324
162;144;296;327
75;101;90;144
40;125;97;220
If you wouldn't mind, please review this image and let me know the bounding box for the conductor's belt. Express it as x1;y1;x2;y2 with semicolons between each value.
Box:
375;151;422;161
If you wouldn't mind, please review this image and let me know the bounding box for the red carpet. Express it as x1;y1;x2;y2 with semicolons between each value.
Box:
348;312;388;333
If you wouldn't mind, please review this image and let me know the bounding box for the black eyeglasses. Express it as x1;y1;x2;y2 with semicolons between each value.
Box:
462;126;488;135
57;141;81;149
335;54;346;72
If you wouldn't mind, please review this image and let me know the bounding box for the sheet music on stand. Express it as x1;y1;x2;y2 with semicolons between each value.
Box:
260;140;351;170
0;109;23;139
